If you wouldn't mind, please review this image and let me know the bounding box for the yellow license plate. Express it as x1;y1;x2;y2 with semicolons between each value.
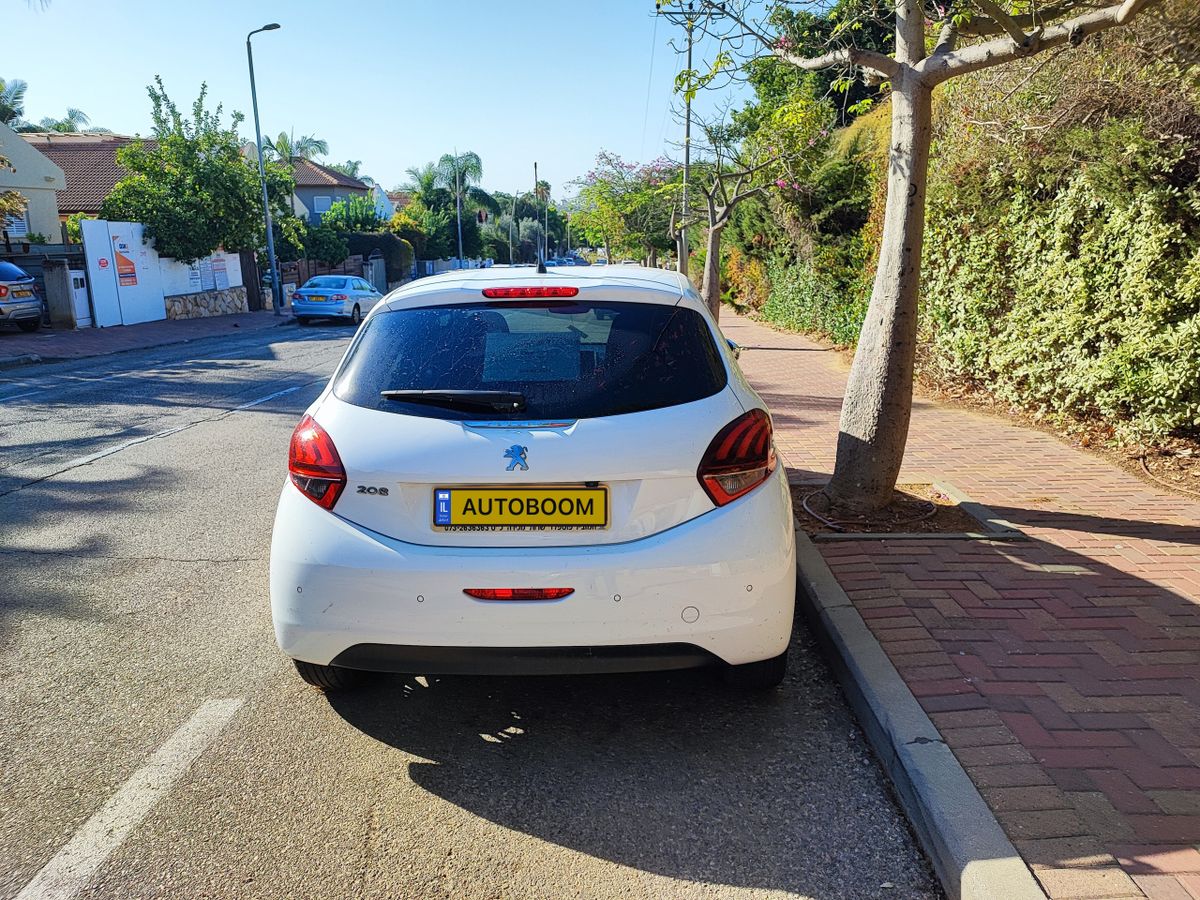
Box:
308;294;327;302
433;486;608;530
13;290;32;298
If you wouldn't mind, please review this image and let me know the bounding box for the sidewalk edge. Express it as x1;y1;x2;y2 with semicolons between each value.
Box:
0;316;296;371
0;353;42;370
795;531;1046;900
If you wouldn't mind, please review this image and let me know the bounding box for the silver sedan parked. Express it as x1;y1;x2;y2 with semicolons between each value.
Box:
0;261;43;333
291;275;383;326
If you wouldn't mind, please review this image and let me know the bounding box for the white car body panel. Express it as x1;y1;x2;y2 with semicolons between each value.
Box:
270;267;796;673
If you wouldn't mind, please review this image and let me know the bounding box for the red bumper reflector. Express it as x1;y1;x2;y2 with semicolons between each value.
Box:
463;588;575;601
481;286;579;298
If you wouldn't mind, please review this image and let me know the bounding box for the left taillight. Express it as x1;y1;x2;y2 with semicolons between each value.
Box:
697;408;777;506
288;414;346;510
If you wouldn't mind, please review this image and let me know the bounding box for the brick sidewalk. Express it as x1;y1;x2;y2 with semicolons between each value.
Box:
0;310;293;364
725;312;1200;900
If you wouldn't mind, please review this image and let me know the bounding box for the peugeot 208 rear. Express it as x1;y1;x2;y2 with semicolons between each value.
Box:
269;268;796;691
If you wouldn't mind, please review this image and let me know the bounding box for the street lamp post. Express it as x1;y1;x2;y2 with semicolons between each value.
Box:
247;23;282;316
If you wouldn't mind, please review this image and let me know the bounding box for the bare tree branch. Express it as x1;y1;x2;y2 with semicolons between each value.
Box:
957;2;1071;36
932;20;960;56
917;0;1165;84
973;0;1038;45
1116;0;1152;23
780;47;901;78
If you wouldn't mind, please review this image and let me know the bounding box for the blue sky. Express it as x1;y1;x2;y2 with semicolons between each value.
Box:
6;0;754;198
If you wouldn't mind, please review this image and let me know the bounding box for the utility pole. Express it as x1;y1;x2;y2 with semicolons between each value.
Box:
656;1;697;279
247;23;282;315
453;148;464;267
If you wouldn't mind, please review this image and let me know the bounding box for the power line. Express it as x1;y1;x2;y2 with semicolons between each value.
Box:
640;12;659;160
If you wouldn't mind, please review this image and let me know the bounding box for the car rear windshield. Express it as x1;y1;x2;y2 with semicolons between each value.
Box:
303;276;348;289
0;262;31;281
333;299;728;420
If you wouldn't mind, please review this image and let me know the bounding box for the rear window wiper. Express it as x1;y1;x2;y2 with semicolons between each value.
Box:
380;389;526;412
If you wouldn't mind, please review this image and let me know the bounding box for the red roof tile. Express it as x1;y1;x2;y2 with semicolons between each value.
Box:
291;158;368;190
20;135;149;215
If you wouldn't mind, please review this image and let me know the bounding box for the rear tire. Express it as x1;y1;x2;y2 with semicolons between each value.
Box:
17;319;39;333
722;651;788;690
296;316;311;326
293;659;364;692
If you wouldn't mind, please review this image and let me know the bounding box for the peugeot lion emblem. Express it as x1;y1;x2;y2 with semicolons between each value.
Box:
504;445;529;471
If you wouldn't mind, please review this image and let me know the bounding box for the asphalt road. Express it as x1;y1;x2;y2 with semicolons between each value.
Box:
0;324;939;900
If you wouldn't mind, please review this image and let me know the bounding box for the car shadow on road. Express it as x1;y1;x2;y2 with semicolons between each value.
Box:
327;621;939;898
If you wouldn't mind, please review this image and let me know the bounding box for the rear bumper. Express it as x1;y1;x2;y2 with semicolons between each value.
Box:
0;299;41;322
269;465;796;669
331;642;721;675
292;300;350;318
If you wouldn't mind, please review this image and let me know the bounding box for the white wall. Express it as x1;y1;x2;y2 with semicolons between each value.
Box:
159;250;243;297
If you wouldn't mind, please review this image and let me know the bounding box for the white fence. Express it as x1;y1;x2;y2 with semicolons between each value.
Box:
80;219;243;328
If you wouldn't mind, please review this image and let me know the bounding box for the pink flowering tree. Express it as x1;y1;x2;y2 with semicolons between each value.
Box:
574;151;682;265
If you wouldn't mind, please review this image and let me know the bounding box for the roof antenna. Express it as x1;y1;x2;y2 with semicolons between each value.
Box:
534;160;546;274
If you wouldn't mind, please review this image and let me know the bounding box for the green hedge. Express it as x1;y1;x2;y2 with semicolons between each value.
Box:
344;231;413;283
922;120;1200;441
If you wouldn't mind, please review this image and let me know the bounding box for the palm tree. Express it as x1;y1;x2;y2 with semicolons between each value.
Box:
36;107;91;132
534;179;551;205
436;151;496;212
0;78;28;126
403;162;441;208
268;130;328;162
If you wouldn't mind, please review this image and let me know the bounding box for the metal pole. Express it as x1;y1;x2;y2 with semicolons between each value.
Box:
508;190;516;263
534;162;541;264
453;149;464;267
247;24;282;316
680;14;692;277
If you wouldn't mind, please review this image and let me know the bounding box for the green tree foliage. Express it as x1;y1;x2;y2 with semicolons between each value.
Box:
388;208;427;258
101;77;294;262
0;78;27;125
574;152;681;261
303;223;349;267
268;130;327;161
344;232;412;283
323;195;382;232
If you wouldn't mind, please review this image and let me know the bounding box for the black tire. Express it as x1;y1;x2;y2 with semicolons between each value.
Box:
17;319;39;333
296;316;311;326
293;659;364;692
722;651;788;689
350;304;362;326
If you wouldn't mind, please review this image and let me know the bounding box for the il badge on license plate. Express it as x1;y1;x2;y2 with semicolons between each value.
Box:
433;486;608;530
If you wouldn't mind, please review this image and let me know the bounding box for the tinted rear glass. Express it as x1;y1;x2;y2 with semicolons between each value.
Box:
0;262;31;281
333;300;727;420
303;277;348;289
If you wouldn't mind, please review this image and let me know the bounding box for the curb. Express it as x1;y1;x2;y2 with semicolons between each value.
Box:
0;353;41;370
795;531;1047;900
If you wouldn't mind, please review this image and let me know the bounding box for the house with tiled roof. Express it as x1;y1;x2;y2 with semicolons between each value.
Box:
289;158;369;224
18;132;145;220
20;133;371;228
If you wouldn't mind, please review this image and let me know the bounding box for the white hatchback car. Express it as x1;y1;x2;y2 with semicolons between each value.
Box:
269;267;796;690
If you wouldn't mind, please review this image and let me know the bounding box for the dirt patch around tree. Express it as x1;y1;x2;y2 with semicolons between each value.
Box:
791;481;989;536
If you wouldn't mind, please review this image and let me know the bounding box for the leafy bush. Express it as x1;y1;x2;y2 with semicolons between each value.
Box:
923;118;1200;440
763;257;870;346
323;195;382;232
723;246;771;310
344;231;413;283
304;223;349;267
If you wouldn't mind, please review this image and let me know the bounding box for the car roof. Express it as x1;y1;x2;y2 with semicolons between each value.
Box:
381;266;702;313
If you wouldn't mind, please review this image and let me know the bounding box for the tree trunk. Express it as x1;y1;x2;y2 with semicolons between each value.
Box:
701;223;724;320
648;246;658;268
603;235;611;263
823;75;933;513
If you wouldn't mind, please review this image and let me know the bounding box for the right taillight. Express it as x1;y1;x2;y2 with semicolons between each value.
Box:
288;414;347;510
697;408;777;506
